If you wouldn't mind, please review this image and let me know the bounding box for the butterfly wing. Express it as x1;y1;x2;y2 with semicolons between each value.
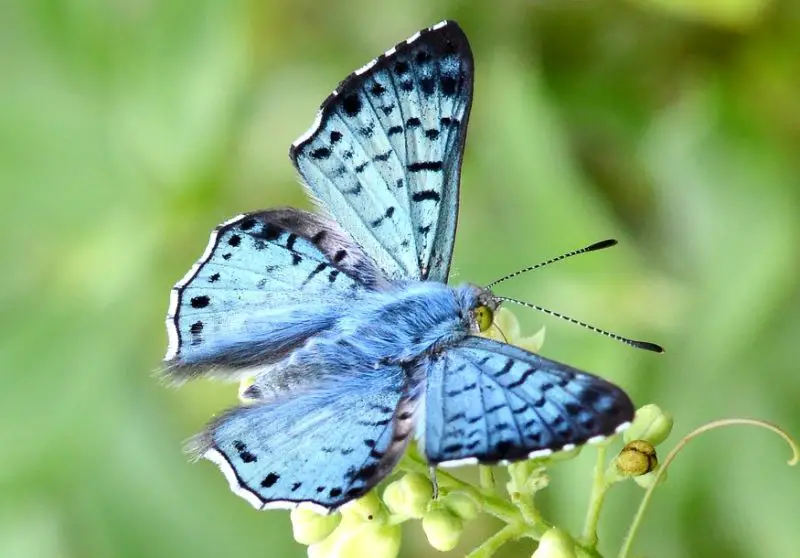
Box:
290;20;473;283
189;361;420;511
164;209;386;378
423;337;635;465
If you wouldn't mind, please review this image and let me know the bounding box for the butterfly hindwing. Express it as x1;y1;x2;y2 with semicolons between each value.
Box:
290;20;473;283
165;209;384;375
190;362;418;511
423;337;635;465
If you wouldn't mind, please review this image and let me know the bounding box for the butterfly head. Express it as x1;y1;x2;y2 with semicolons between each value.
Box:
460;284;501;334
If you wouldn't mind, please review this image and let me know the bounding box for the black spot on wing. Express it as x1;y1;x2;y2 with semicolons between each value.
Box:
406;117;421;128
258;223;282;241
311;230;327;244
190;296;210;309
370;82;386;96
208;273;220;283
227;234;241;247
441;76;458;96
310;147;332;159
412;190;442;202
387;125;403;136
285;233;298;252
408;161;444;173
329;130;342;143
239;217;257;231
359;124;374;138
261;472;280;488
342;94;362;116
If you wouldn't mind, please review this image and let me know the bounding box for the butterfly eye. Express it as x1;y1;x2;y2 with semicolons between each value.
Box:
474;305;493;332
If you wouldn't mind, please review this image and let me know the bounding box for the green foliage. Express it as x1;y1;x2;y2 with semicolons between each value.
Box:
3;1;800;557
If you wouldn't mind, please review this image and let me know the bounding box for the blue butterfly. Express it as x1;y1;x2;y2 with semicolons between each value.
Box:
164;20;658;513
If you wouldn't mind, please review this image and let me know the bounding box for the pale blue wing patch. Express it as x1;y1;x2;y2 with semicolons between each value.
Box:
290;20;473;283
164;209;384;377
423;337;634;465
189;365;420;511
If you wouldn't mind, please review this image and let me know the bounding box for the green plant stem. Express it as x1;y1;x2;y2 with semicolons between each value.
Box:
581;445;609;549
466;524;526;558
618;418;800;558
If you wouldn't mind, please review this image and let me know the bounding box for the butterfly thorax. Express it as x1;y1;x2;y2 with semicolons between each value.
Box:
321;281;493;366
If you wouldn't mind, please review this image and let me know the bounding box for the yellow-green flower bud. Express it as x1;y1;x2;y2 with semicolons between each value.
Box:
382;480;406;516
441;490;481;521
532;527;577;558
634;467;668;489
340;490;387;526
382;473;432;518
624;404;674;446
483;309;546;353
422;508;463;551
616;440;658;477
290;506;340;545
307;522;401;558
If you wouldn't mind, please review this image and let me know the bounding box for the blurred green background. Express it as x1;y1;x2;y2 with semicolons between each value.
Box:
2;0;799;556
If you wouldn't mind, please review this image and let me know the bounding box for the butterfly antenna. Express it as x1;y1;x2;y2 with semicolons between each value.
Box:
496;296;664;353
486;239;618;289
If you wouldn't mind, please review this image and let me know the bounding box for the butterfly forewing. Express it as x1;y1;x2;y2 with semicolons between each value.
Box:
164;209;382;375
423;337;635;465
290;20;473;283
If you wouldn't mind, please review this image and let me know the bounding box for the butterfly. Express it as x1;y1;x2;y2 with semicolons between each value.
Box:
163;20;660;513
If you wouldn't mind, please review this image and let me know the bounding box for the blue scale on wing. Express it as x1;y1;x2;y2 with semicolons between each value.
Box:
290;20;473;283
423;337;635;464
164;209;384;375
189;363;418;511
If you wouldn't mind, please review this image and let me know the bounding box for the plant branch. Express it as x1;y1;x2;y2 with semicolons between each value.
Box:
618;418;799;558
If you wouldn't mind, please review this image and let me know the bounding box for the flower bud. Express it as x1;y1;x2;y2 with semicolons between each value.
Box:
382;474;432;518
624;404;674;446
340;490;386;525
290;505;340;545
634;467;668;489
307;522;401;558
422;508;463;551
616;440;658;477
532;527;577;558
441;490;481;521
